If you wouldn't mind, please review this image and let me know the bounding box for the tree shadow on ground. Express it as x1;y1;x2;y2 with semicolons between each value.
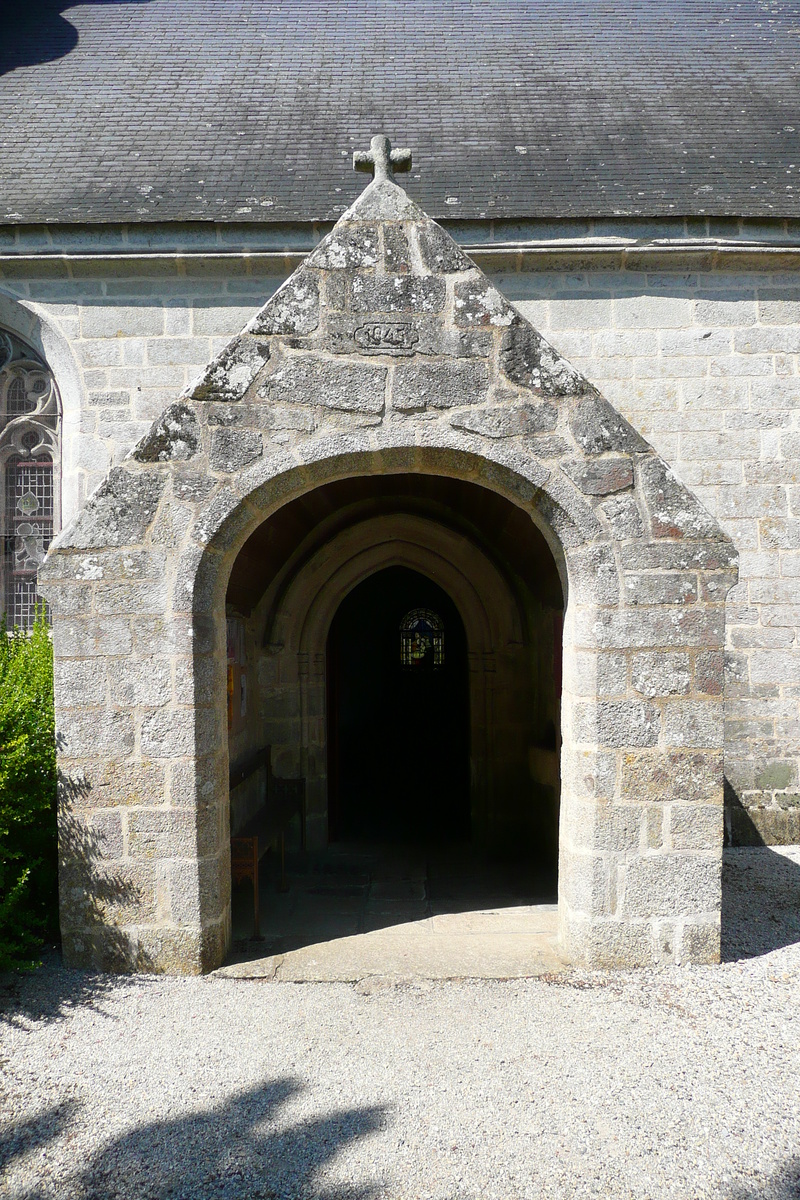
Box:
0;946;143;1030
3;1079;385;1200
727;1157;800;1200
721;800;800;961
0;1101;78;1173
0;1;153;78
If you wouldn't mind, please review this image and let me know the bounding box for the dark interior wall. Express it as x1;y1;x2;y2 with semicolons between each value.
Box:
225;612;266;835
225;474;564;862
227;475;563;618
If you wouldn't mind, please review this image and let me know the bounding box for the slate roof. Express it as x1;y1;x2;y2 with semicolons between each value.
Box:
1;0;798;224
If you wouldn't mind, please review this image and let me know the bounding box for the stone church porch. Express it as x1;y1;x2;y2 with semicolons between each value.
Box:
40;157;737;974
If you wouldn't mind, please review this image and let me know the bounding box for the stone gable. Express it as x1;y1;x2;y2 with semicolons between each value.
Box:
40;174;737;975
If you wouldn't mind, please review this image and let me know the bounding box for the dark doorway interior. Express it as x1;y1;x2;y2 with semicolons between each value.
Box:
327;566;470;846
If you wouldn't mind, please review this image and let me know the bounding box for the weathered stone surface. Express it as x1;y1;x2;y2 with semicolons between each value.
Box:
264;404;318;434
57;710;135;758
680;921;720;965
501;319;585;396
729;805;800;845
560;747;619;805
307;225;379;269
140;709;195;758
352;275;446;313
263;354;386;413
247;270;319;336
393;360;489;411
39;583;92;617
621;751;722;805
622;854;720;919
670;805;724;850
171;472;216;504
662;700;724;748
326;314;492;360
128;809;196;861
77;810;128;878
54;659;107;705
54;616;134;658
624;571;698;606
621;541;738;572
569;394;648;455
591;805;648;852
568;650;629;698
599;493;644;539
631;651;692;698
640;457;722;540
454;278;516;327
132;402;199;463
450;401;557;439
187;335;269;403
563;456;634;495
94;580;168;616
204;404;262;428
575;700;661;747
525;434;571;459
109;658;171;707
569;559;619;610
383;225;412;273
559;853;614;915
210;428;263;473
329;316;422;357
61;763;165;816
565;919;656;970
575;606;725;650
417;223;473;273
53;468;165;552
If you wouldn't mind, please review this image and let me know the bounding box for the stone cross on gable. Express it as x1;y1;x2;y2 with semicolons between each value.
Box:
353;134;412;183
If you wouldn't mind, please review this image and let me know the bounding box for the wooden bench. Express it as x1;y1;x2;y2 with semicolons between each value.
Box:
230;747;306;939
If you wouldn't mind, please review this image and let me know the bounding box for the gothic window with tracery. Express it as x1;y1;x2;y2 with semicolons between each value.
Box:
0;329;61;629
400;608;444;669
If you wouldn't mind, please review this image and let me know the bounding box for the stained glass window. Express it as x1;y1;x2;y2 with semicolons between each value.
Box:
0;329;61;629
400;608;444;669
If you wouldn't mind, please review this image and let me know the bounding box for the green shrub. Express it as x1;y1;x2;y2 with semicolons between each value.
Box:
0;608;58;971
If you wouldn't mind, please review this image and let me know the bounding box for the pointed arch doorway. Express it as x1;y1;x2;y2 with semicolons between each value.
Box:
327;565;470;847
223;471;566;952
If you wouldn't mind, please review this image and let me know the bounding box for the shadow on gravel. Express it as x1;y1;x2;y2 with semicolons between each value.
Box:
0;1101;78;1168
0;948;143;1029
2;1078;385;1199
727;1156;800;1200
721;846;800;962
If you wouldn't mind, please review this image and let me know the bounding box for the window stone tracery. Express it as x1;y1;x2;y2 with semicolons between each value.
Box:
0;329;61;628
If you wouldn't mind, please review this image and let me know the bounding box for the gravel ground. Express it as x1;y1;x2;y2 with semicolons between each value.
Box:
1;847;799;1200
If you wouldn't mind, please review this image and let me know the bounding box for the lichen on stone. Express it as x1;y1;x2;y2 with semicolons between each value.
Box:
501;320;585;396
133;402;200;463
60;467;166;550
247;270;320;336
187;336;270;403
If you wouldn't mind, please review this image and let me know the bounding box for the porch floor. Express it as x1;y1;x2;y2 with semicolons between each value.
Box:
220;841;565;981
